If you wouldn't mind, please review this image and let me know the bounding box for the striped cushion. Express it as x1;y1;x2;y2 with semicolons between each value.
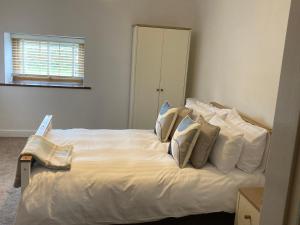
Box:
169;116;202;168
155;102;178;142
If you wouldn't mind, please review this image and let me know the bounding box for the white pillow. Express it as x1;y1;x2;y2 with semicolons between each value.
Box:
185;98;215;121
190;99;232;119
212;107;232;119
209;115;244;173
225;109;268;173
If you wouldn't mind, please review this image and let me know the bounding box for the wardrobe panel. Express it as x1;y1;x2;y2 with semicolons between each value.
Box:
158;29;191;107
130;27;163;129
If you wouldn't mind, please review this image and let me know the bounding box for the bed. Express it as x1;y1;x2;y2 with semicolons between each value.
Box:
15;103;271;225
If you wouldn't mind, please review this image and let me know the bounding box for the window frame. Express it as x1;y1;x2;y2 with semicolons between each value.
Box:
10;33;85;84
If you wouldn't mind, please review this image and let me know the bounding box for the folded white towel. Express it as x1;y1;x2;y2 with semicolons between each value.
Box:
14;135;73;188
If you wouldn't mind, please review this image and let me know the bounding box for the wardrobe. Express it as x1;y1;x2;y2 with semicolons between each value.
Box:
129;25;191;129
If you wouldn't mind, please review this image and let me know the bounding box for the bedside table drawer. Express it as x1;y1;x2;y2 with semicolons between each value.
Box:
236;194;260;225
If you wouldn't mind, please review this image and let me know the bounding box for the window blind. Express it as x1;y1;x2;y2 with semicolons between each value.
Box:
12;36;85;78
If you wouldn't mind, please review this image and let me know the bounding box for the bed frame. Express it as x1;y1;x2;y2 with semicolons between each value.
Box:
19;103;272;193
18;103;272;225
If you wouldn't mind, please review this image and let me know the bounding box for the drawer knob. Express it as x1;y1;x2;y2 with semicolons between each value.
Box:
244;215;252;224
244;215;251;220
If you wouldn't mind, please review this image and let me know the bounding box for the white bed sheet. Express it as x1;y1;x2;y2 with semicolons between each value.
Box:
15;129;265;225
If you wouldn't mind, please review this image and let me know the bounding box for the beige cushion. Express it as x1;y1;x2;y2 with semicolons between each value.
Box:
190;116;220;169
169;107;193;139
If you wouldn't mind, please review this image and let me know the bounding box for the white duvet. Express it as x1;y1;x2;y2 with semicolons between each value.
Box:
15;129;265;225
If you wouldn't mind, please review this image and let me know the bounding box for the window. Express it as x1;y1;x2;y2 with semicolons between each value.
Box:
11;34;85;84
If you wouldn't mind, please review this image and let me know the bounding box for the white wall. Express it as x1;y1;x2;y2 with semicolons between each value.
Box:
188;0;291;127
0;0;292;134
0;0;197;135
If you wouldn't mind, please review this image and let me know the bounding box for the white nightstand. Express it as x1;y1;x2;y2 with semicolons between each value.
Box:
235;187;264;225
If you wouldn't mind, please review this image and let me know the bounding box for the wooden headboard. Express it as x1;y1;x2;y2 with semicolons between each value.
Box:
210;102;272;134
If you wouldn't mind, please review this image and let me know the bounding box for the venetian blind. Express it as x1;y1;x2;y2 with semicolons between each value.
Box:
12;35;85;78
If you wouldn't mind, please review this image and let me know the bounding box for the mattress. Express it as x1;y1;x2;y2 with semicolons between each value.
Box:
15;129;265;225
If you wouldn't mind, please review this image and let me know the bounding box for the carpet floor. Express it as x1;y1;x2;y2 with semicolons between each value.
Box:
0;138;27;225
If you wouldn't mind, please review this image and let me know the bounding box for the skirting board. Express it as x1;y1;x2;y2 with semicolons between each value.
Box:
0;130;34;137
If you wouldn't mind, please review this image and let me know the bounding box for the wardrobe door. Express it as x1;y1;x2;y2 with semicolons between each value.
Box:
130;27;163;129
158;29;191;107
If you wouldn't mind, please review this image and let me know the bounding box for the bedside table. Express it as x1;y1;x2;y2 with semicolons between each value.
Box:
235;187;264;225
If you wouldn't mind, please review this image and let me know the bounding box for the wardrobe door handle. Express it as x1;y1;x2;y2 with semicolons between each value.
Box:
160;89;164;92
156;88;160;92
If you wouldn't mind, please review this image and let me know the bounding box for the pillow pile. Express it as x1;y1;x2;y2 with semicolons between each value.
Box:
154;102;219;169
155;100;268;173
225;109;268;173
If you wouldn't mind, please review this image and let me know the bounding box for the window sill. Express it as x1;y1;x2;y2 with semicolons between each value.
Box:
0;81;91;90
